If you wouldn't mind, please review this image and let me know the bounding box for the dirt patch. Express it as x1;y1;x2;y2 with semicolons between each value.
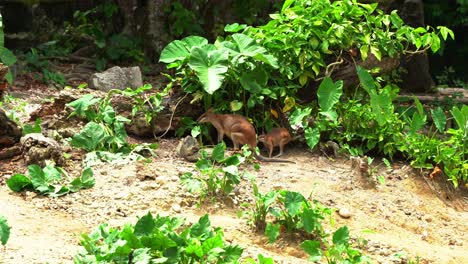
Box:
1;138;467;264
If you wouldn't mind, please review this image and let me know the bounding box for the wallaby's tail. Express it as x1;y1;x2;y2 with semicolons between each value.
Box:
253;151;296;164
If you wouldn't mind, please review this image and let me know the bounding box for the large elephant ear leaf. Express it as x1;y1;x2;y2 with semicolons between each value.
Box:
188;46;229;94
159;36;208;64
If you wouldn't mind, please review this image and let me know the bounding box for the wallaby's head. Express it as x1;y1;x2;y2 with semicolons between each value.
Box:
257;134;266;143
197;108;215;123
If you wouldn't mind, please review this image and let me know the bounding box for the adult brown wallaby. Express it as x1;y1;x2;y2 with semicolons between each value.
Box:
197;108;295;163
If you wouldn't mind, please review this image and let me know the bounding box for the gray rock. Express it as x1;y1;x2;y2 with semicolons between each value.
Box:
172;203;181;213
338;207;352;219
176;136;200;162
89;66;143;92
20;133;65;166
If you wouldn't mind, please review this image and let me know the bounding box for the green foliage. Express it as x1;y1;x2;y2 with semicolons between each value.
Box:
302;226;371;263
0;13;17;83
248;186;332;243
67;87;161;165
0;215;10;246
6;163;95;197
74;212;245;263
22;118;42;135
24;48;66;85
246;0;453;86
164;1;204;38
181;143;246;201
401;104;468;187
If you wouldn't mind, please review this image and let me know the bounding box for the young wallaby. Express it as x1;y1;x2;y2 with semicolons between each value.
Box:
197;108;295;163
258;128;292;158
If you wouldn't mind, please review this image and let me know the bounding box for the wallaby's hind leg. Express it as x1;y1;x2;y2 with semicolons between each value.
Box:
273;139;288;158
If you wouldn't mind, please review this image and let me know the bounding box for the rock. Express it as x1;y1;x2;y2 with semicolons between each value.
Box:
20;133;65;166
170;176;179;182
0;109;22;148
89;66;143;92
338;207;352;219
171;203;181;213
176;136;200;162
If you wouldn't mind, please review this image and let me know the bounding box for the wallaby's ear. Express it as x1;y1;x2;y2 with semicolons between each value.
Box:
208;108;214;113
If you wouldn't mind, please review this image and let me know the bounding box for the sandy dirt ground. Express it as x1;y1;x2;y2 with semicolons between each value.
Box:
1;138;467;264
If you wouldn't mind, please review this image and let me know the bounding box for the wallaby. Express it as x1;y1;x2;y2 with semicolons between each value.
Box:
197;108;295;163
258;128;292;158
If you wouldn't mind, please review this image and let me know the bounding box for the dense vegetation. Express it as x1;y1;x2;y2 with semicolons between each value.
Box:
0;0;466;263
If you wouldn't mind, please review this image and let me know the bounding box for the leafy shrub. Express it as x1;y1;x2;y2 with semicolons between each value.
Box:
24;48;66;85
22;118;42;135
66;87;161;166
6;163;95;197
74;212;249;263
302;226;371;263
0;215;10;246
247;184;332;243
160;0;453;134
247;0;453;86
181;143;246;201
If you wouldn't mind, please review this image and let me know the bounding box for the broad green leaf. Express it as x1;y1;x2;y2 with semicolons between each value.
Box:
188;46;228;94
0;215;10;246
191;214;211;238
289;107;312;126
101;105;115;125
257;254;274;264
224;23;247;33
202;235;224;254
431;107;446;133
212;143;226;162
191;125;201;138
304;127;320;150
66;94;100;120
132;248;152;264
182;36;209;50
284;191;304;216
370;92;393;126
319;110;338;122
302;208;320;233
29;164;47;189
0;46;17;65
317;77;343;111
265;223;280;243
370;45;382;61
223;165;238;176
134;212;156;236
332;226;350;245
230;100;243;112
300;240;322;262
159;36;208;64
186;241;204;257
360;45;369;61
282;0;295;13
6;174;32;192
283;96;295;113
357;66;376;93
450;105;468;131
240;68;268;94
390;10;403;28
71;122;107;151
226;34;278;68
80;167;95;189
430;32;441;53
437;26;454;40
43;163;62;181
